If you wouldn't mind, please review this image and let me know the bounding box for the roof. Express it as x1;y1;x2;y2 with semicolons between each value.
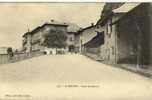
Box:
30;26;42;35
0;47;9;49
78;25;95;33
45;20;68;26
96;3;140;26
67;23;80;33
97;3;125;26
22;20;68;36
101;3;124;15
113;3;141;13
31;20;68;34
84;32;104;47
100;3;124;19
0;47;10;54
112;3;142;24
22;32;30;37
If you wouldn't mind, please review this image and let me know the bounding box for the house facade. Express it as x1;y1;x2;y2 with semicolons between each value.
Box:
22;20;68;54
22;20;80;54
67;23;80;53
74;3;125;61
112;3;152;66
95;3;124;63
22;32;32;52
96;3;152;66
75;24;99;54
0;47;10;54
74;30;81;53
96;13;123;63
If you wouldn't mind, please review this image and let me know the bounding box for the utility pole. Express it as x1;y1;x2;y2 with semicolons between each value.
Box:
134;20;143;69
115;25;117;64
80;34;82;54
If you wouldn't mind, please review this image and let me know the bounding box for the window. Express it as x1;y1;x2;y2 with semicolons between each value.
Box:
96;25;99;29
108;22;111;34
107;49;110;60
106;24;108;35
107;19;112;38
117;32;120;38
112;47;115;55
110;24;112;33
110;19;113;32
69;37;73;41
96;31;104;45
101;31;105;44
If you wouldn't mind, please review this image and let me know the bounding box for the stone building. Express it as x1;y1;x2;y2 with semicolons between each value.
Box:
22;20;68;54
0;47;10;54
96;3;152;66
74;3;126;60
22;32;32;52
96;13;124;63
0;47;9;64
112;3;152;66
74;29;82;53
75;24;99;54
22;20;80;54
96;3;125;63
67;23;80;53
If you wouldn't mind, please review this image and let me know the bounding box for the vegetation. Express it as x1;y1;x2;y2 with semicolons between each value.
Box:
7;47;14;57
42;29;67;48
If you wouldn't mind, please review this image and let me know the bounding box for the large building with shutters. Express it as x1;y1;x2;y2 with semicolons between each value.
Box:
22;20;68;53
22;20;80;54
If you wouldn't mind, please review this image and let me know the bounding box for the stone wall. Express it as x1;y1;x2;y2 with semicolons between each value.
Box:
97;14;121;64
148;3;152;65
116;3;150;65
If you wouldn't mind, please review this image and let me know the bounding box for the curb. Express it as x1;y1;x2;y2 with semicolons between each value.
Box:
83;54;152;79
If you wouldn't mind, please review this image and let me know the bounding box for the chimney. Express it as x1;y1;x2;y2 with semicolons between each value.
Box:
91;23;94;26
51;19;54;22
28;28;30;32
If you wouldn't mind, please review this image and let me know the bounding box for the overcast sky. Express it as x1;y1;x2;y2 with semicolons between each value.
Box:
0;3;104;49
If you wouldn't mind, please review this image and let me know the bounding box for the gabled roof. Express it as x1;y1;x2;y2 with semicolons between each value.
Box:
112;3;142;24
78;25;95;33
31;20;68;34
30;26;42;35
22;20;69;36
84;32;104;47
96;3;125;26
44;20;68;26
113;3;141;13
22;32;30;37
101;3;125;18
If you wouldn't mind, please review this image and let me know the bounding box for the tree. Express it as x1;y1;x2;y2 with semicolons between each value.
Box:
7;47;14;57
42;29;67;48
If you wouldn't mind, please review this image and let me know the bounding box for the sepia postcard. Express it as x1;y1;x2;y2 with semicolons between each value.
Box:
0;2;152;100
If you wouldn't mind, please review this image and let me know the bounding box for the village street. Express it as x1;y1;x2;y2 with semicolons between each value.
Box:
0;54;152;100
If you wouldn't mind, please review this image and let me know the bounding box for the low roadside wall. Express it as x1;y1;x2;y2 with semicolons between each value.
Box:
0;51;43;65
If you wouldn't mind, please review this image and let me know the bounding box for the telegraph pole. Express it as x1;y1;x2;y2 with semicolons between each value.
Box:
134;20;143;69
